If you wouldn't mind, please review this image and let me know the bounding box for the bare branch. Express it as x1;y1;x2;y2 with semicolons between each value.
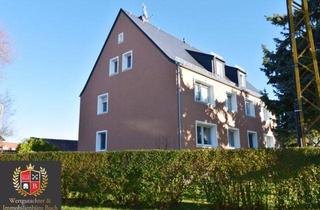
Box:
0;93;14;137
0;28;11;66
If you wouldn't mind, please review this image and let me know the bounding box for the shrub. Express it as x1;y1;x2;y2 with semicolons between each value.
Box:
1;148;320;209
16;137;59;153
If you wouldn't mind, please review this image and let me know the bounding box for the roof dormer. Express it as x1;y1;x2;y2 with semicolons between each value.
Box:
235;65;246;88
213;57;225;78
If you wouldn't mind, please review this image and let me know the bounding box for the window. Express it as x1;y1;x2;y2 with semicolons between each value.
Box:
109;56;119;76
265;135;275;148
118;32;124;44
228;128;240;148
245;99;255;117
196;122;217;147
215;60;225;77
226;92;237;112
122;50;133;71
194;82;213;104
238;73;246;88
248;131;258;148
96;131;107;151
262;107;272;121
97;93;108;115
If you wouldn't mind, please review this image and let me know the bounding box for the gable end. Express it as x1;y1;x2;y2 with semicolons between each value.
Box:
79;9;175;96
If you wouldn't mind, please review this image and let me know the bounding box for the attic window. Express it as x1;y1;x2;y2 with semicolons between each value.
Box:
118;32;124;44
215;60;225;77
238;73;246;88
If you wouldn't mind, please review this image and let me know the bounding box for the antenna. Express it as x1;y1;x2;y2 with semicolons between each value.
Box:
0;104;4;130
142;3;149;22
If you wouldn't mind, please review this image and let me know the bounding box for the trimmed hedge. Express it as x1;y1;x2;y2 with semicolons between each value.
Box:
1;149;320;209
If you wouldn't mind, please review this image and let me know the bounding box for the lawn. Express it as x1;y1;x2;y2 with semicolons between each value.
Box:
63;207;116;210
62;201;213;210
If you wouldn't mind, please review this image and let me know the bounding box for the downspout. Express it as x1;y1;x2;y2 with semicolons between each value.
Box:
176;62;182;149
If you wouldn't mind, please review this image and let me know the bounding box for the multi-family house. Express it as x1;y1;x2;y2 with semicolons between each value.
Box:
78;9;276;151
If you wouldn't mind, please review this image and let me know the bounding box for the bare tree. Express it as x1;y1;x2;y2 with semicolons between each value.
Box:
0;93;13;137
0;29;11;66
0;28;13;138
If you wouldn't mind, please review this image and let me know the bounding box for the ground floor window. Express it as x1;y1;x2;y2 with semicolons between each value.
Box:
227;128;240;148
248;131;258;148
265;135;275;148
96;130;107;151
196;121;217;147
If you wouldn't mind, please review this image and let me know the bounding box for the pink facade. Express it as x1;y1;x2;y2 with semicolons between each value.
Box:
78;9;275;151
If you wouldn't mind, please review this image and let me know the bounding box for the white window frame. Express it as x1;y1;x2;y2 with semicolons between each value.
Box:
245;99;255;117
109;56;119;76
122;50;133;71
247;130;258;149
238;72;246;88
195;121;218;148
225;92;238;112
118;32;124;44
97;93;108;115
194;80;214;105
261;106;272;122
227;127;240;149
214;59;225;78
264;134;275;148
96;130;107;152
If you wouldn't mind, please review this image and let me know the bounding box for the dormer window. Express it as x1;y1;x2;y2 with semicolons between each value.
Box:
238;72;246;88
214;59;225;77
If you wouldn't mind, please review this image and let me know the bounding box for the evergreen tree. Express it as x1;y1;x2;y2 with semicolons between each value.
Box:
261;0;320;146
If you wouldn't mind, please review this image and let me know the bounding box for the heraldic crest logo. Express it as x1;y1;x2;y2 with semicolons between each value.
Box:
12;163;48;197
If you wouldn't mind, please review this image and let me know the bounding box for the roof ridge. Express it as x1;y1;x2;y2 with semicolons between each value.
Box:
122;9;201;52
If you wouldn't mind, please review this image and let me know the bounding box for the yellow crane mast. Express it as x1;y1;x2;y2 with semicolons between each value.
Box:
287;0;320;147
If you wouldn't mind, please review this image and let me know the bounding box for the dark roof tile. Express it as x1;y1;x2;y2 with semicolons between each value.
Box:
123;10;261;95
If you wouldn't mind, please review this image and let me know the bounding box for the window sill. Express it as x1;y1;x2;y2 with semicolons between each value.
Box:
195;100;215;107
109;72;119;77
226;109;237;113
122;67;132;72
227;146;240;150
196;144;215;148
97;112;108;116
96;149;107;152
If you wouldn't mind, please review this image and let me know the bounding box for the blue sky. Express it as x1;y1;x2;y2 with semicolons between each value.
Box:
0;1;286;142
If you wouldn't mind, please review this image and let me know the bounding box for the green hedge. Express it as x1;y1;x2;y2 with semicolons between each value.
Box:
1;149;320;209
